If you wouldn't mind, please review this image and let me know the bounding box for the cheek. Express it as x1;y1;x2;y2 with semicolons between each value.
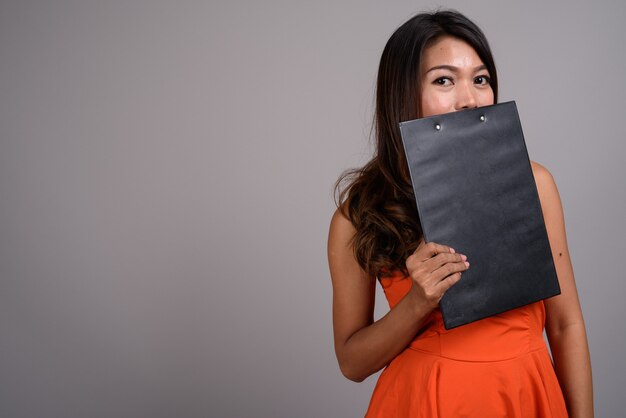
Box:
479;88;495;106
420;87;452;117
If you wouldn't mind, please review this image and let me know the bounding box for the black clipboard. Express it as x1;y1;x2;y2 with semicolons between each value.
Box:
399;101;561;329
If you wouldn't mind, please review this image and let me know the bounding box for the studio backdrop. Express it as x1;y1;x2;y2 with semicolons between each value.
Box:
1;1;624;417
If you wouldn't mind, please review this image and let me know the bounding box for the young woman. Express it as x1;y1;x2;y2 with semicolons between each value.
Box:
328;9;593;417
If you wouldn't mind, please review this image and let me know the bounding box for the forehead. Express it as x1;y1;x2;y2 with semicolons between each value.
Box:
420;35;484;70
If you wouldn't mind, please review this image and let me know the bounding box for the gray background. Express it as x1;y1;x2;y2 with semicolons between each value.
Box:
1;1;624;417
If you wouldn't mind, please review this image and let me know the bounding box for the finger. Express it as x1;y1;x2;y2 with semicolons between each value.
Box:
430;259;470;283
414;240;454;261
423;252;467;273
435;271;464;296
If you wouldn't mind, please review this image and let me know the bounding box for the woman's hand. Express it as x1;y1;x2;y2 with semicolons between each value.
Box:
406;239;470;310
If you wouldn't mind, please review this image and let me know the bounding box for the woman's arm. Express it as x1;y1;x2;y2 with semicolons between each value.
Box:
327;208;466;382
533;161;594;418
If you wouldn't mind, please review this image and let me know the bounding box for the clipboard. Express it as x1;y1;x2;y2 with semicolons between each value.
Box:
399;101;561;329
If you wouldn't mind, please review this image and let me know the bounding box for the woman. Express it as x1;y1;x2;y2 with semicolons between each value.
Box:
327;9;593;418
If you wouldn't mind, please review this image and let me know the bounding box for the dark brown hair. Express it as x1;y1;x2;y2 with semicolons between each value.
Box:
335;8;499;278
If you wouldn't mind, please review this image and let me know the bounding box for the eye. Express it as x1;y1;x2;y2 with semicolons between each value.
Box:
434;76;453;86
475;75;491;85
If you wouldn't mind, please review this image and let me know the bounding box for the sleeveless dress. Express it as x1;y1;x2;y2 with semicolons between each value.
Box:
364;271;569;418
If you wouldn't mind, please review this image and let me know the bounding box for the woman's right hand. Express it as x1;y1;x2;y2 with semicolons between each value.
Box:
406;238;470;310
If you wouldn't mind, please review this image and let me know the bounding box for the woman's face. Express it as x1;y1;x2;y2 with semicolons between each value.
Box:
418;35;494;118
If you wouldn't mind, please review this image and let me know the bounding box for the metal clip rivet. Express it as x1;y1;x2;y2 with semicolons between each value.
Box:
435;123;441;131
480;115;486;122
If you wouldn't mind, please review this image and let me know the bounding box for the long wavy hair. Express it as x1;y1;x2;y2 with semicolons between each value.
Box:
335;8;499;278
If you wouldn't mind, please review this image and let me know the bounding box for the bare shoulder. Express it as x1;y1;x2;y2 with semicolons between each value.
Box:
530;160;553;184
327;205;371;276
328;206;355;258
329;205;355;241
530;160;560;205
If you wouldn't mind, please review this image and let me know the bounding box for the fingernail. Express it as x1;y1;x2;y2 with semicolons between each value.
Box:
464;261;470;267
450;247;455;253
461;254;467;261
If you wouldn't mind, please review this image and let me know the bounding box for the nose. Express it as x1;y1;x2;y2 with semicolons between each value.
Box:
455;81;478;110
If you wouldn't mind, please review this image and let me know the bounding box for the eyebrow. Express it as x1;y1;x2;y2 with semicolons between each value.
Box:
425;64;488;74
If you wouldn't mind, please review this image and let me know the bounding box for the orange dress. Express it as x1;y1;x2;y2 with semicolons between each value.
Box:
365;271;569;418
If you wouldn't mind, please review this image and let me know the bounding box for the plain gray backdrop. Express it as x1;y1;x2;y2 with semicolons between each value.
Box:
1;1;624;417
